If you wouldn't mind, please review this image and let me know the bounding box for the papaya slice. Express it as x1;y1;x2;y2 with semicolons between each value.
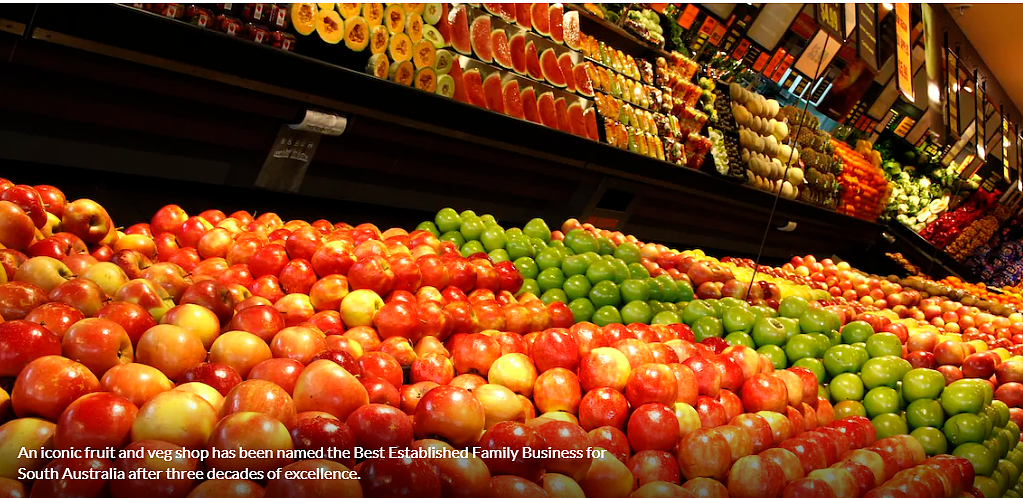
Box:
435;49;454;74
403;3;424;16
423;3;443;25
388;60;414;85
482;73;505;114
412;39;437;69
422;24;444;48
463;68;487;108
291;3;318;36
338;3;361;18
414;67;438;92
344;16;370;50
388;32;412;62
406;12;424;43
437;74;456;98
317;10;345;44
362;3;383;26
369;25;388;54
365;53;389;79
384;4;405;34
317;3;335;11
521;87;540;124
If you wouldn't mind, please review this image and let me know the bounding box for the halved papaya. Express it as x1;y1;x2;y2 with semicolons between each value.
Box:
366;53;390;79
343;16;369;50
389;60;414;85
388;32;412;62
338;3;361;18
406;12;424;43
414;67;438;92
317;3;336;11
384;4;406;34
369;24;389;54
290;3;318;36
403;3;425;16
317;10;345;44
412;39;437;69
362;3;383;26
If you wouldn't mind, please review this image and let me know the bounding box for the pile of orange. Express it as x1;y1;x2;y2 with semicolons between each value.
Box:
832;140;890;221
939;275;1023;307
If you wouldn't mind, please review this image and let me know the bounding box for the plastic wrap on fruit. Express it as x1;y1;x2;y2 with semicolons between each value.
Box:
268;31;297;51
159;3;185;19
243;22;270;44
240;3;272;24
267;4;290;31
213;14;243;36
185;4;213;28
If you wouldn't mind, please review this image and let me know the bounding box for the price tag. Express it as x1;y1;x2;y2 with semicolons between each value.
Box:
677;4;699;29
256;110;347;193
815;3;844;39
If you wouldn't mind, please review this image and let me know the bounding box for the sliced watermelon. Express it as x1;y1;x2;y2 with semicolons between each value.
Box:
531;3;549;36
557;53;576;92
470;16;493;63
503;80;524;119
436;3;451;45
463;68;487;108
449;5;471;55
482;72;505;114
525;41;543;81
584;107;599;141
563;11;580;50
491;29;513;69
521;87;541;124
449;55;469;103
573;63;593;97
500;3;516;23
537;91;558;129
567;102;586;137
539;48;566;88
554;97;571;132
510;33;527;75
482;3;502;15
548;4;564;44
516;3;532;30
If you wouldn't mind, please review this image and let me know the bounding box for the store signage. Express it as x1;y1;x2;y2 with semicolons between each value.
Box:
256;110;346;193
709;23;727;46
895;3;914;101
794;29;840;80
764;49;787;77
791;13;818;40
677;4;699;29
773;54;795;82
752;51;770;72
857;3;878;71
816;3;845;40
732;38;751;60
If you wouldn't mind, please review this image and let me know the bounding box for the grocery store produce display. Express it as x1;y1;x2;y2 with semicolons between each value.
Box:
834;140;892;221
3;177;1023;498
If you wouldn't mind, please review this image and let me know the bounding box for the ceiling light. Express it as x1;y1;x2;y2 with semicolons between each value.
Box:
964;84;973;93
882;3;893;10
978;144;986;159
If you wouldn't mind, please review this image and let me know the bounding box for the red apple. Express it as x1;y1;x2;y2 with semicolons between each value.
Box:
625;363;679;407
728;454;786;498
131;389;218;450
53;391;137;452
413;385;485;448
220;379;298;428
30;456;115;498
451;333;502;376
247;358;304;395
477;421;546;482
293;359;367;421
11;355;100;421
270;325;327;364
263;459;362;498
676;427;732;481
579;387;630;432
206;411;294;472
289;415;357;468
742;373;789;413
109;439;202;498
0;319;62;377
578;449;635;498
62;199;112;244
361;376;400;407
579;347;632;393
532;367;581;415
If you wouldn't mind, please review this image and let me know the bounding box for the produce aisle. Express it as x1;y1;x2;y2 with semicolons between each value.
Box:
2;3;1023;498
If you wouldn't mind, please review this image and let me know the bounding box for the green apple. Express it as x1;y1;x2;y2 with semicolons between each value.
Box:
992;400;1011;428
416;220;440;237
522;218;551;243
799;308;834;334
718;297;746;309
518;278;540;297
872;413;909;439
589;281;621;309
440;230;466;246
657;275;680;302
479;213;497;225
778;317;801;341
676;281;694;302
751;317;788;347
459;209;477;220
460;240;485;257
514;257;539;280
541;289;568;305
864;387;901;418
809;333;833;355
537;267;567;293
563;274;592;301
460;216;486;240
586;260;618;285
725;332;755;348
566;230;599;254
692;316;724;342
597;237;616;255
954;442;996;476
435;208;462;233
649;301;667;315
562;254;590;276
866;333;903;358
613;242;641;264
824;344;868;377
489;249;511;263
946;414;990;446
841;321;874;344
506;234;535;260
778;296;809;318
549;240;567;252
835;400;867;419
627;262;650;279
651;310;681;325
505;227;523;238
860;357;904;390
568;298;595;323
911;427;949;456
592;305;623;327
941;380;986;416
958;378;994;406
530;237;547;255
750;305;778;321
535;247;564;271
682;300;717;325
793;357;826;383
621;300;653;324
831;372;865;402
757;345;787;370
620;279;651;303
647;277;665;302
785;334;821;362
902;368;945;403
611;260;631;284
722;306;756;334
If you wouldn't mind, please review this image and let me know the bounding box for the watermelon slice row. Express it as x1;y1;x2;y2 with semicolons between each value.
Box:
470;15;493;63
449;5;471;55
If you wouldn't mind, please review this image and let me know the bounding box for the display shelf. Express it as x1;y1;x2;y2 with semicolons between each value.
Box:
0;3;883;262
885;221;978;281
565;4;670;61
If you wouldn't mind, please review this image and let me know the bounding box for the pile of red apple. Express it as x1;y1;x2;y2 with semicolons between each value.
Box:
0;178;1005;498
